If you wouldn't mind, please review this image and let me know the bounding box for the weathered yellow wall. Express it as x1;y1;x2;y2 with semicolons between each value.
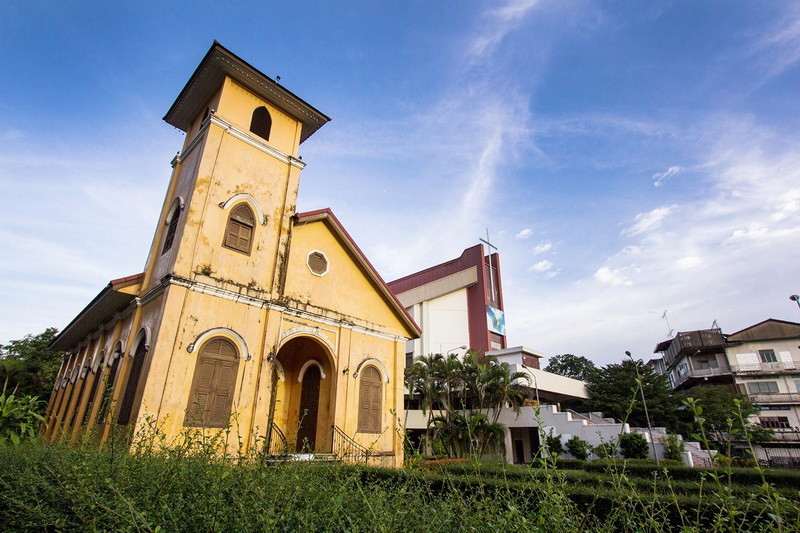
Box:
144;76;304;298
284;221;409;335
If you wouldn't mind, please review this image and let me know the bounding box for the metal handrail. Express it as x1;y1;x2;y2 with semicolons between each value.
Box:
331;425;370;465
266;422;289;456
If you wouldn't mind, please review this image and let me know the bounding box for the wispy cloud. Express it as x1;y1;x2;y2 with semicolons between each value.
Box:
515;228;533;239
468;0;540;62
652;165;682;187
751;5;800;81
622;205;676;236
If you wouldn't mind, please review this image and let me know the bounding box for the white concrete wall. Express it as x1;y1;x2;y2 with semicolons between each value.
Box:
407;288;470;360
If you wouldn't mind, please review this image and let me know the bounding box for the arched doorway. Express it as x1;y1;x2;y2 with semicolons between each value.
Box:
272;335;335;453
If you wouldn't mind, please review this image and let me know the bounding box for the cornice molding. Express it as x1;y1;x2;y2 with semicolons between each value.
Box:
156;274;407;344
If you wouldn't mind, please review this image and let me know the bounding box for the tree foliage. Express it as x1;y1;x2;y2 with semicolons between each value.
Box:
684;385;770;446
585;359;685;431
544;353;598;382
0;328;63;400
0;383;45;445
405;350;530;458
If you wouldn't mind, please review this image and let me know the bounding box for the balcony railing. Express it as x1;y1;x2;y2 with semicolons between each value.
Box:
770;430;800;442
748;393;800;405
731;361;797;374
673;366;732;387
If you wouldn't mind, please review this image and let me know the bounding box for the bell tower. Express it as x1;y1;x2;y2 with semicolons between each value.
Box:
141;42;331;298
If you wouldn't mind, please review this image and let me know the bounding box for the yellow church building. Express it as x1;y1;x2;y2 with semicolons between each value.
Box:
45;42;420;467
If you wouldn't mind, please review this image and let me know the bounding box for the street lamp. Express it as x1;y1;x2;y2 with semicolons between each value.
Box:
625;351;660;465
447;345;467;356
790;294;800;311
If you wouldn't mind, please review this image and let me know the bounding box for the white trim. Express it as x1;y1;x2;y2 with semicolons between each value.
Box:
279;325;337;355
177;115;306;170
186;327;251;361
353;358;390;383
164;196;186;225
110;339;125;364
130;328;150;358
92;350;106;373
219;193;268;226
297;359;326;382
273;359;286;382
210;115;306;169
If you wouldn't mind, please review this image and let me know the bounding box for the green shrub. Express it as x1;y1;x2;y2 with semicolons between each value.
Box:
619;432;649;459
660;433;685;462
714;453;731;468
565;435;590;461
545;430;564;456
593;440;617;459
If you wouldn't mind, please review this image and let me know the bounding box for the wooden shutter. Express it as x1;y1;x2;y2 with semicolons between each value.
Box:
185;338;239;428
97;355;121;427
223;204;255;254
81;355;105;428
117;341;147;426
358;366;382;433
162;206;180;254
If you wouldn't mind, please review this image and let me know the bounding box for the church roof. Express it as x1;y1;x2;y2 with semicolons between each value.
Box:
50;273;143;352
294;209;421;338
164;41;331;143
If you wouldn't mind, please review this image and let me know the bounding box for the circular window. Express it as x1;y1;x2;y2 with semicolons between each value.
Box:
307;250;329;276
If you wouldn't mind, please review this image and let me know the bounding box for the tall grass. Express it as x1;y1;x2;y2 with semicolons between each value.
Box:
1;434;799;531
1;401;799;531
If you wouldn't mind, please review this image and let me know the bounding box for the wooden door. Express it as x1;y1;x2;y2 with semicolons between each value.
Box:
296;365;321;452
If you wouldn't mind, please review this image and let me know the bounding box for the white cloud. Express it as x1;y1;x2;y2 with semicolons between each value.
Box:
529;260;553;272
622;205;676;237
515;228;533;239
652;165;682;187
675;256;702;269
593;266;633;286
532;241;552;254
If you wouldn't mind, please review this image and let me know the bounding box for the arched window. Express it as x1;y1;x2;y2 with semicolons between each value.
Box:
96;348;122;429
250;106;272;141
358;366;382;433
81;351;106;428
185;338;239;428
162;201;182;254
223;204;255;255
117;337;147;426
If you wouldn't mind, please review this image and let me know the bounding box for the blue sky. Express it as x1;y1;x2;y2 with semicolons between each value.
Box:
2;1;799;366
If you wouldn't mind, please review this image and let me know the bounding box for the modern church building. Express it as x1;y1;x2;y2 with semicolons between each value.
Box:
45;43;419;467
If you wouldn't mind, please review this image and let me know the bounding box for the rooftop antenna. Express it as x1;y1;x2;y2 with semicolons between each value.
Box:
710;319;719;331
661;310;674;338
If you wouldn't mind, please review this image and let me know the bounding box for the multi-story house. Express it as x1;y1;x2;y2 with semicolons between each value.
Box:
725;319;800;466
651;319;800;467
652;327;733;392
